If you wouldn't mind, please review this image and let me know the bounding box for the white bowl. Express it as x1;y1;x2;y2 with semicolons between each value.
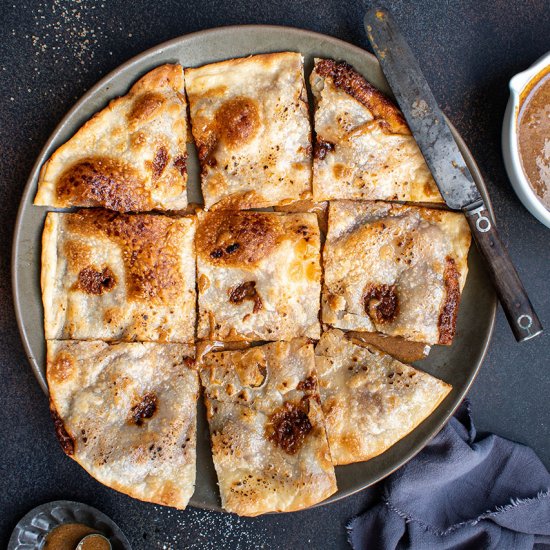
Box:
502;51;550;228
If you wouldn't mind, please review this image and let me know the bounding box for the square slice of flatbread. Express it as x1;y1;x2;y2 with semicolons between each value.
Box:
322;201;471;345
185;52;312;210
315;329;451;465
34;64;189;212
199;340;337;516
196;210;321;341
47;340;198;509
42;209;196;342
310;59;443;203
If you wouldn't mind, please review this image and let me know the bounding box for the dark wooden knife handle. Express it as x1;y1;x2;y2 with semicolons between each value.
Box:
464;202;543;342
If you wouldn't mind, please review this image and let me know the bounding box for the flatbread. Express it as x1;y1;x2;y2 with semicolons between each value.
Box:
322;201;471;345
199;339;337;516
196;210;321;341
42;209;196;342
310;59;443;203
34;64;188;212
314;329;451;465
185;52;312;210
47;340;198;509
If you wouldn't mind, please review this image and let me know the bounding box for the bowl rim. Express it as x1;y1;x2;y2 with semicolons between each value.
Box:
502;50;550;228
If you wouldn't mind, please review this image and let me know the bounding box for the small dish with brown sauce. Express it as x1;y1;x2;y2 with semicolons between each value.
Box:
503;51;550;228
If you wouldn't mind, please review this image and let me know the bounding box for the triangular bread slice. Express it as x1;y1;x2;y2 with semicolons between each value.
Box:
310;58;443;203
47;340;198;509
35;64;188;212
314;329;451;465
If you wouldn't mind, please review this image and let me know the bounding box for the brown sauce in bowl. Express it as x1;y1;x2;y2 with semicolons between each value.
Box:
43;523;97;549
518;70;550;210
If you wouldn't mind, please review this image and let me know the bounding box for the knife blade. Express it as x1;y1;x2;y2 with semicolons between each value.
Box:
364;7;542;342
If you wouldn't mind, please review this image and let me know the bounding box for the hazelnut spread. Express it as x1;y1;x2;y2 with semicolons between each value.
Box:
518;70;550;210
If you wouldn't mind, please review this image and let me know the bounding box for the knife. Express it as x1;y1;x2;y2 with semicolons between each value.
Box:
364;7;542;342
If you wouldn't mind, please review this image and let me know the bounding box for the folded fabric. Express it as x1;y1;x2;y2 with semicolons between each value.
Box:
348;400;550;550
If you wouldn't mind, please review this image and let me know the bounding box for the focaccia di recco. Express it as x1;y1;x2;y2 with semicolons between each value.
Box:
34;64;189;212
42;209;196;343
185;52;312;210
47;340;198;509
35;52;475;517
322;201;471;345
199;339;337;515
310;58;443;203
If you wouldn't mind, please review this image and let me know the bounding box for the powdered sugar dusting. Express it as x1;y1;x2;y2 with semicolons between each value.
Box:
13;1;114;99
142;506;271;549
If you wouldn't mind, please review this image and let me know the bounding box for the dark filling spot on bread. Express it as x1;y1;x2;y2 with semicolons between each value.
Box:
297;375;317;393
50;406;75;456
266;402;312;455
152;146;168;179
229;281;263;313
314;138;335;160
130;393;158;426
75;266;117;295
197;211;279;267
438;257;461;345
173;154;187;177
364;284;399;323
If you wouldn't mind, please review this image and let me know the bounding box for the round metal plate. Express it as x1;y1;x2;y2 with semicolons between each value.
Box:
12;25;496;511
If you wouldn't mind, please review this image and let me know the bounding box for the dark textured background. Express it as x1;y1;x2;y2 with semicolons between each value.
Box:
1;1;549;548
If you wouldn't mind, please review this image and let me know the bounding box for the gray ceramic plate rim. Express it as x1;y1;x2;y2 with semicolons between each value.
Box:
12;24;497;511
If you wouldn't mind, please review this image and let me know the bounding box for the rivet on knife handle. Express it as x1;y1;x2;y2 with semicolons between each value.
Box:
364;7;543;342
464;201;543;341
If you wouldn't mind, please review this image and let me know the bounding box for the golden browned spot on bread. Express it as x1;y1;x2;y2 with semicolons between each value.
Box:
196;97;260;171
129;393;158;426
50;405;75;455
128;92;164;122
173;154;187;177
364;284;399;323
229;281;263;313
151;146;168;180
438;257;461;345
216;97;260;147
338;433;360;455
234;348;267;388
266;401;312;455
56;157;149;212
314;138;335;160
332;163;350;179
196;211;280;267
315;59;409;135
74;266;117;295
49;351;75;383
66;210;184;303
64;240;91;269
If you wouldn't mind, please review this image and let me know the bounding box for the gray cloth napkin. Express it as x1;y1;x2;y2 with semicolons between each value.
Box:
347;400;550;550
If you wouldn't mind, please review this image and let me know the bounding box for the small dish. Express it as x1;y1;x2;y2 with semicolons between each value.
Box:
7;500;131;550
502;51;550;228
